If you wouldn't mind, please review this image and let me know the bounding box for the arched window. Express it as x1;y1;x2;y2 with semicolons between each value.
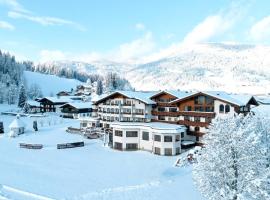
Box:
225;105;230;113
219;104;224;113
195;127;200;132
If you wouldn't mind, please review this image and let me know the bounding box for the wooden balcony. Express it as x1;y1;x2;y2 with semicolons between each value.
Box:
177;120;209;127
187;130;205;137
178;111;215;118
151;111;179;117
156;102;177;107
151;119;178;124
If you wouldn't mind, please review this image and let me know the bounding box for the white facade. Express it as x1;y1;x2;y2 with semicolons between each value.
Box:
97;98;153;128
214;100;235;117
110;122;186;156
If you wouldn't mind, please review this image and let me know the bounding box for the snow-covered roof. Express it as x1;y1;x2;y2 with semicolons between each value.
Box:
205;91;254;106
151;90;193;101
60;102;91;109
26;100;40;107
170;91;257;106
94;90;157;104
39;96;84;104
111;122;186;134
9;115;25;128
181;140;195;145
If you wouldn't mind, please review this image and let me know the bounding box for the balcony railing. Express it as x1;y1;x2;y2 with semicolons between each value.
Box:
151;119;178;124
151;111;179;117
156;102;177;107
178;111;215;118
187;130;205;137
178;120;209;127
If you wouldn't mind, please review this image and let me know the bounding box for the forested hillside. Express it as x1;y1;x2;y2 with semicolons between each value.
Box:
0;50;24;104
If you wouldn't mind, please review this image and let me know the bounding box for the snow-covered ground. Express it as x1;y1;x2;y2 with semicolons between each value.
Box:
24;71;82;96
0;105;202;200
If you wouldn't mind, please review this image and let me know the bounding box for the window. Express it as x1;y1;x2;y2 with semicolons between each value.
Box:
194;117;200;122
142;131;149;141
164;148;172;156
158;107;166;112
176;147;180;155
184;116;190;121
195;127;200;132
126;131;138;137
219;104;224;113
126;143;138;150
115;130;123;137
205;117;212;123
205;96;214;105
195;106;204;112
164;136;172;142
158;116;166;120
175;135;181;142
169;107;177;112
154;135;161;142
181;132;185;138
82;122;87;127
205;106;214;112
184;106;192;111
225;105;230;113
135;109;144;114
195;96;205;105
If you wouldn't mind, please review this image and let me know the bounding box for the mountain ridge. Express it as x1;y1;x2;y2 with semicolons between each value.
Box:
37;43;270;95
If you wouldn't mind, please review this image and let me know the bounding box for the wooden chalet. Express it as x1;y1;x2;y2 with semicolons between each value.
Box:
60;102;92;119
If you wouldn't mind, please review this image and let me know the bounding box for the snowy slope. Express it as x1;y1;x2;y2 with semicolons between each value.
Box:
41;43;270;94
24;71;82;96
0;105;202;200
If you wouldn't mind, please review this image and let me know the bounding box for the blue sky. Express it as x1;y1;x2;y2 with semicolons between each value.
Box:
0;0;270;63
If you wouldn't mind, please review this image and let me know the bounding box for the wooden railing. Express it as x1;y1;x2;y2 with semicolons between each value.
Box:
187;131;205;137
177;120;209;127
151;119;178;124
178;111;215;118
156;102;177;107
151;111;179;117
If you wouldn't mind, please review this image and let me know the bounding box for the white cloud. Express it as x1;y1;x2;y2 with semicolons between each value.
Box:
0;0;29;13
1;0;85;31
249;16;270;42
8;11;85;31
135;23;145;31
182;1;247;44
183;15;231;44
38;32;156;64
0;20;14;30
110;31;155;63
39;50;67;63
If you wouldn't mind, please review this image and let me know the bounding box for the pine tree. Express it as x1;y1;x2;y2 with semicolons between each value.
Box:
18;84;27;108
96;79;103;95
193;114;270;200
